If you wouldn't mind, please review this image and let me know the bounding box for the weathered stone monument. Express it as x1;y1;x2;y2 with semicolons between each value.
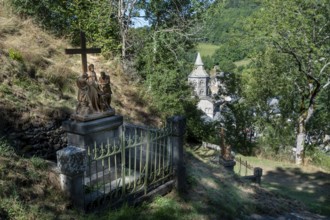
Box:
219;127;236;172
56;32;185;210
57;31;123;205
62;31;123;148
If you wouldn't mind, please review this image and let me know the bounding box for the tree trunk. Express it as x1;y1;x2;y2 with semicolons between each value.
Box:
118;0;126;59
295;115;306;165
295;97;316;165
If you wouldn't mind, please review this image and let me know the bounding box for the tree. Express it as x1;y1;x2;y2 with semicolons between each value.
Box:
10;0;121;54
116;0;140;59
202;0;259;44
245;0;330;164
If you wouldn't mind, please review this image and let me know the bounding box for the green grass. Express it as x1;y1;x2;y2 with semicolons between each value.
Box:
234;58;251;67
235;154;296;169
0;137;15;157
30;156;48;170
262;182;330;215
317;152;330;171
305;148;330;171
197;43;220;57
235;154;330;216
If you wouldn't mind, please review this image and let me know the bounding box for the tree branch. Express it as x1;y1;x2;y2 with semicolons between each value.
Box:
320;61;330;76
273;40;304;73
323;80;330;89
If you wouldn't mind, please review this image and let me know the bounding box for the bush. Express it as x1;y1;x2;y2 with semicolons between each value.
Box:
305;146;330;170
184;101;217;143
30;156;48;170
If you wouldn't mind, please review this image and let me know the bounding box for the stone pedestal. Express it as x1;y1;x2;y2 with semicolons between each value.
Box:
167;116;186;193
62;115;123;149
57;146;87;208
219;156;236;173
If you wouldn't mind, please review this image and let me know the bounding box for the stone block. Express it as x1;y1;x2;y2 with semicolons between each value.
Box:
62;115;123;148
57;146;86;176
219;156;236;172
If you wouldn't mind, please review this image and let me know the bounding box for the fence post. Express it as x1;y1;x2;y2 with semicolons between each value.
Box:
167;115;186;193
253;167;263;185
57;146;87;208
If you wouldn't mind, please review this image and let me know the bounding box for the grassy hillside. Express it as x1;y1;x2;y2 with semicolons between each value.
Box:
0;141;312;219
0;3;328;220
236;154;330;216
0;7;160;126
0;4;161;159
197;43;220;57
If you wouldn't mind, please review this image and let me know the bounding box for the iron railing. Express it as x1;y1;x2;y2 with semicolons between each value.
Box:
83;125;173;210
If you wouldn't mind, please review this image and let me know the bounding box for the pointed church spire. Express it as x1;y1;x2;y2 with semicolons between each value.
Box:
189;52;209;77
195;52;204;66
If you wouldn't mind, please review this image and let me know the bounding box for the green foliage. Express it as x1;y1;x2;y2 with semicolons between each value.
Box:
0;84;12;95
133;1;214;142
0;137;15;157
30;156;48;170
213;42;248;64
213;71;257;154
201;55;213;70
218;60;236;73
8;48;23;62
10;0;120;53
12;77;41;93
307;88;330;134
256;119;296;160
197;43;220;57
242;0;330;163
199;0;259;72
149;197;182;220
185;102;217;143
0;196;26;220
10;0;69;35
202;0;259;44
305;146;330;171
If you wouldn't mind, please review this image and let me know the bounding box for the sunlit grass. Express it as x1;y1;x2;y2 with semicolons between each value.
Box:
234;58;251;67
197;43;220;57
236;154;330;215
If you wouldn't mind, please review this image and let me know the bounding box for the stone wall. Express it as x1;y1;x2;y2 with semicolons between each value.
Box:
1;108;69;160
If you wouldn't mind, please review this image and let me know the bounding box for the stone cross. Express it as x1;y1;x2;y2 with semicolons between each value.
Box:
65;31;101;74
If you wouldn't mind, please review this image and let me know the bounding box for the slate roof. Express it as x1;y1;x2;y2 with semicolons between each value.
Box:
189;52;209;78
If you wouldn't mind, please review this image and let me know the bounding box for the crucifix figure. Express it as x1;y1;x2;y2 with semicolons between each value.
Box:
220;127;233;161
65;31;101;74
65;31;115;121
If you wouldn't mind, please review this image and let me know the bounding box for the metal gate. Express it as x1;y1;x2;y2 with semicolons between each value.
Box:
83;125;173;210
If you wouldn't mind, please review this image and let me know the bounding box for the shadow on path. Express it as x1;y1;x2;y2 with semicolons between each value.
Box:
263;167;330;216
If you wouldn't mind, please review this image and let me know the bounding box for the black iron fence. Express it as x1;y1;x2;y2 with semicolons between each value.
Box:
83;125;174;210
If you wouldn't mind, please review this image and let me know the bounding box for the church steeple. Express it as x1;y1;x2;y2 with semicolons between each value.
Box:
189;53;209;78
195;52;204;66
188;52;210;98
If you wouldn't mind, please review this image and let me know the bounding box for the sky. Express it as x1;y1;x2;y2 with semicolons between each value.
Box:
131;10;149;28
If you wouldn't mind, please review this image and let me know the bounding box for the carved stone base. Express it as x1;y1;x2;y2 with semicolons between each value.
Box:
71;109;115;122
62;115;123;149
219;156;236;173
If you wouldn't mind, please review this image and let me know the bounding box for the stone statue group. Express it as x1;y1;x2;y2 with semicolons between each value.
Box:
76;64;113;117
